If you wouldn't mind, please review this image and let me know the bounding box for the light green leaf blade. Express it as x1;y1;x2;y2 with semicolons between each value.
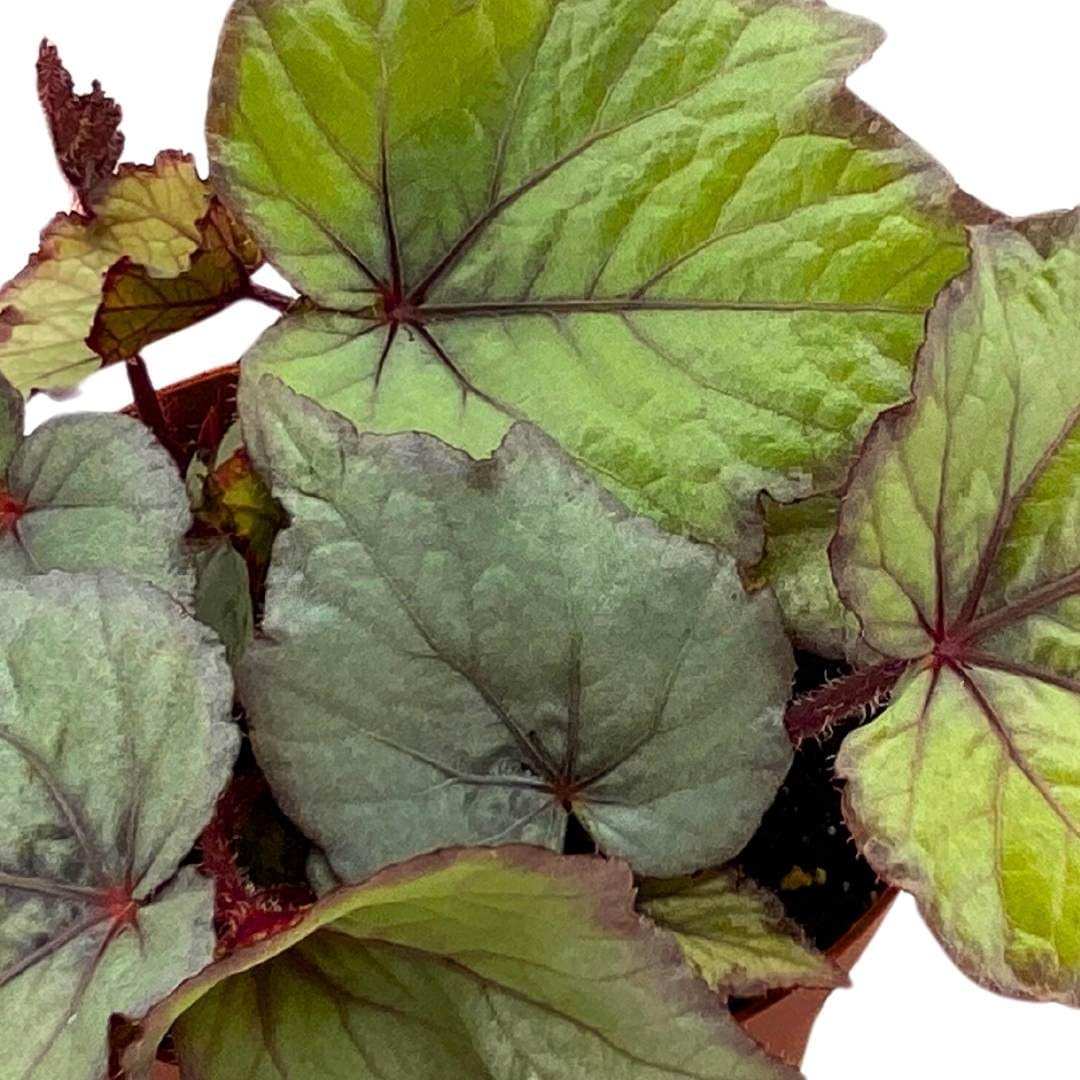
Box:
211;0;976;557
120;847;799;1080
192;540;254;664
0;152;209;394
240;376;793;881
751;493;867;661
0;413;194;601
832;214;1080;1002
639;871;844;996
0;573;238;1080
235;311;511;458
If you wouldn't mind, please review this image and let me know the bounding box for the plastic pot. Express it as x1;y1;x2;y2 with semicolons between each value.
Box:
135;367;897;1074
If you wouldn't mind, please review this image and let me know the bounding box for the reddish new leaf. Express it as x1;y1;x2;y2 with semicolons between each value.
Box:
36;41;124;207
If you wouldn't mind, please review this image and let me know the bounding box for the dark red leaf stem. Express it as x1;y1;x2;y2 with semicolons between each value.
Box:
785;659;910;744
246;283;294;312
124;355;183;467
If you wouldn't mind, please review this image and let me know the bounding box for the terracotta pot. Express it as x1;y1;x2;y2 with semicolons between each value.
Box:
137;367;897;1074
734;888;896;1064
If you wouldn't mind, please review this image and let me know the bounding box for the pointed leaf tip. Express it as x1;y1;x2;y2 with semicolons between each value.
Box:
640;871;845;997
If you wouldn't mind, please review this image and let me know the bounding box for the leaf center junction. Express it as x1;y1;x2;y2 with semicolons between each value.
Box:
0;489;25;533
932;634;969;671
97;882;140;931
375;284;423;329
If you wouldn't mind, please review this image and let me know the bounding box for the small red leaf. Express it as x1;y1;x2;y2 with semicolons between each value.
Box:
37;41;124;207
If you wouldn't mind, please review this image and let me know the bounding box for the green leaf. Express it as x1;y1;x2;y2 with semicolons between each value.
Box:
751;493;866;660
639;870;844;996
192;540;254;664
0;385;193;600
0;152;209;394
195;441;285;572
831;213;1080;1003
209;0;976;558
0;374;21;474
0;572;238;1080
87;200;262;364
240;376;793;881
119;846;797;1080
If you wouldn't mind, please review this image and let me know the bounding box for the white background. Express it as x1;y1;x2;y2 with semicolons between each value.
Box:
2;2;1080;1076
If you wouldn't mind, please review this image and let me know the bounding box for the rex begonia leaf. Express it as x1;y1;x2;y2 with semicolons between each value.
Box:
239;376;794;881
0;572;238;1080
639;870;843;996
208;0;977;559
831;212;1080;1003
0;152;209;394
119;846;798;1080
195;440;285;572
87;200;263;364
192;539;254;665
0;374;20;475
0;375;194;600
36;41;124;208
751;493;865;660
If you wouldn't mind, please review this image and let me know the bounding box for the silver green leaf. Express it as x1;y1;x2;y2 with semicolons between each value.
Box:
0;375;21;473
240;376;794;881
0;573;238;1080
0;398;193;601
192;540;254;664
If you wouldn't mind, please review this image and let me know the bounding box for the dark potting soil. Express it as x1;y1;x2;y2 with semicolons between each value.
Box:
733;649;883;953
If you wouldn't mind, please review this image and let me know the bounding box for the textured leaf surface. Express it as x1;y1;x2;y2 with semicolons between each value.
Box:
210;0;974;557
240;377;793;881
832;214;1080;1003
0;391;193;600
0;573;238;1080
88;201;262;363
0;152;208;393
0;375;21;474
639;871;842;996
192;540;253;664
121;847;798;1080
752;493;865;660
36;40;124;206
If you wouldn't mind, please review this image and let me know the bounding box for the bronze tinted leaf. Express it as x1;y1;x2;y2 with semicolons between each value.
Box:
36;40;124;206
88;201;262;364
0;152;209;394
